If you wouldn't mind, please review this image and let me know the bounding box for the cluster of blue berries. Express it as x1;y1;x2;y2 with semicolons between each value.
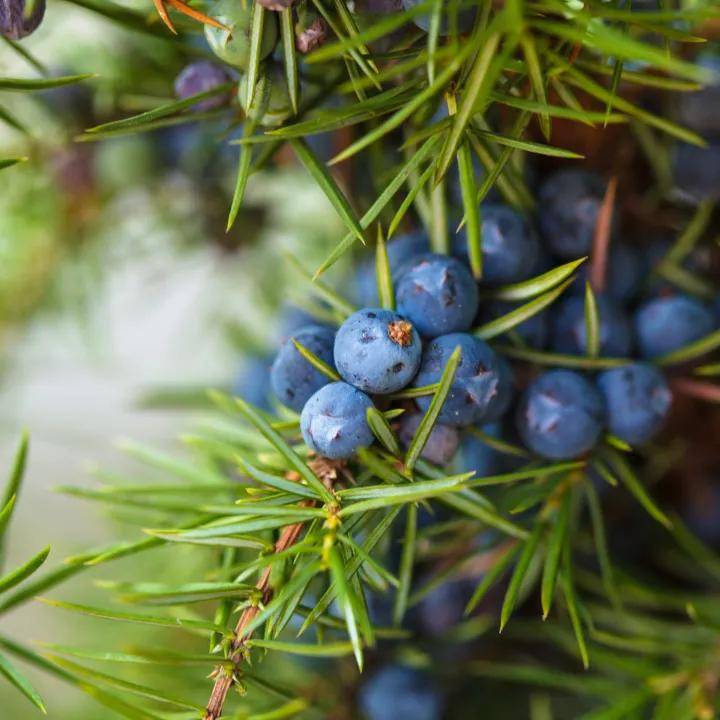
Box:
235;163;719;474
267;254;517;460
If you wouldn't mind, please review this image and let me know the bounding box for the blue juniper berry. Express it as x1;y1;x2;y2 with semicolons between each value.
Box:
300;382;374;459
640;238;713;296
396;254;479;338
397;412;459;466
358;664;444;720
455;422;504;477
682;481;720;547
410;577;477;638
232;355;273;411
596;363;672;445
677;52;720;140
454;204;539;285
356;0;403;14
483;353;515;422
517;370;605;459
551;294;633;357
480;300;549;349
334;308;422;394
634;294;715;359
354;230;429;307
537;169;610;258
570;242;643;304
672;142;720;204
278;305;333;338
413;333;512;427
271;324;336;412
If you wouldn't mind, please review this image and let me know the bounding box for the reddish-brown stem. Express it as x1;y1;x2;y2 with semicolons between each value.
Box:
203;516;308;720
671;378;720;405
589;175;618;294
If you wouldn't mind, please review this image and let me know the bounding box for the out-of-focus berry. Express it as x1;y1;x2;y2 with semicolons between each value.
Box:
0;0;45;39
174;61;232;112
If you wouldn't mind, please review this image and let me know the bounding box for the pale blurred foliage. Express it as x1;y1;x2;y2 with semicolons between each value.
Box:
0;3;344;714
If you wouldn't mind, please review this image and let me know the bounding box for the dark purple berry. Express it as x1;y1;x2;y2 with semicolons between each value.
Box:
174;61;231;112
1;0;45;39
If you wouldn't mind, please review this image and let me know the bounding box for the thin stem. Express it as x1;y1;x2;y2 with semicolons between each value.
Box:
203;459;342;720
203;516;309;720
589;176;617;293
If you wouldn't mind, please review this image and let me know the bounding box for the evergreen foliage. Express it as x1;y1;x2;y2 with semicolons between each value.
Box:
1;1;720;719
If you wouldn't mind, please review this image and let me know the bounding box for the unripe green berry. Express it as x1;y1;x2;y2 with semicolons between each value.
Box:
205;0;277;70
240;65;292;127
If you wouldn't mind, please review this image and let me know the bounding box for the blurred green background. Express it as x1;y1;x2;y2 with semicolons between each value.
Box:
1;5;346;715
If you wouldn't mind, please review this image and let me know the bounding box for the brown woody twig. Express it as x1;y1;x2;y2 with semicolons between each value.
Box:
203;458;343;720
589;175;618;294
203;517;308;720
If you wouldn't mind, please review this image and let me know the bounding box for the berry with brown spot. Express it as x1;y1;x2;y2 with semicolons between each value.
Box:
334;308;422;394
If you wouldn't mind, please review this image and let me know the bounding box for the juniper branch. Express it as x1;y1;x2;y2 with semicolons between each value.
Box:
203;512;309;720
203;459;341;720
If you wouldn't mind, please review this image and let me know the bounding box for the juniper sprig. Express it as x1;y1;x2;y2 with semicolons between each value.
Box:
1;1;720;719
